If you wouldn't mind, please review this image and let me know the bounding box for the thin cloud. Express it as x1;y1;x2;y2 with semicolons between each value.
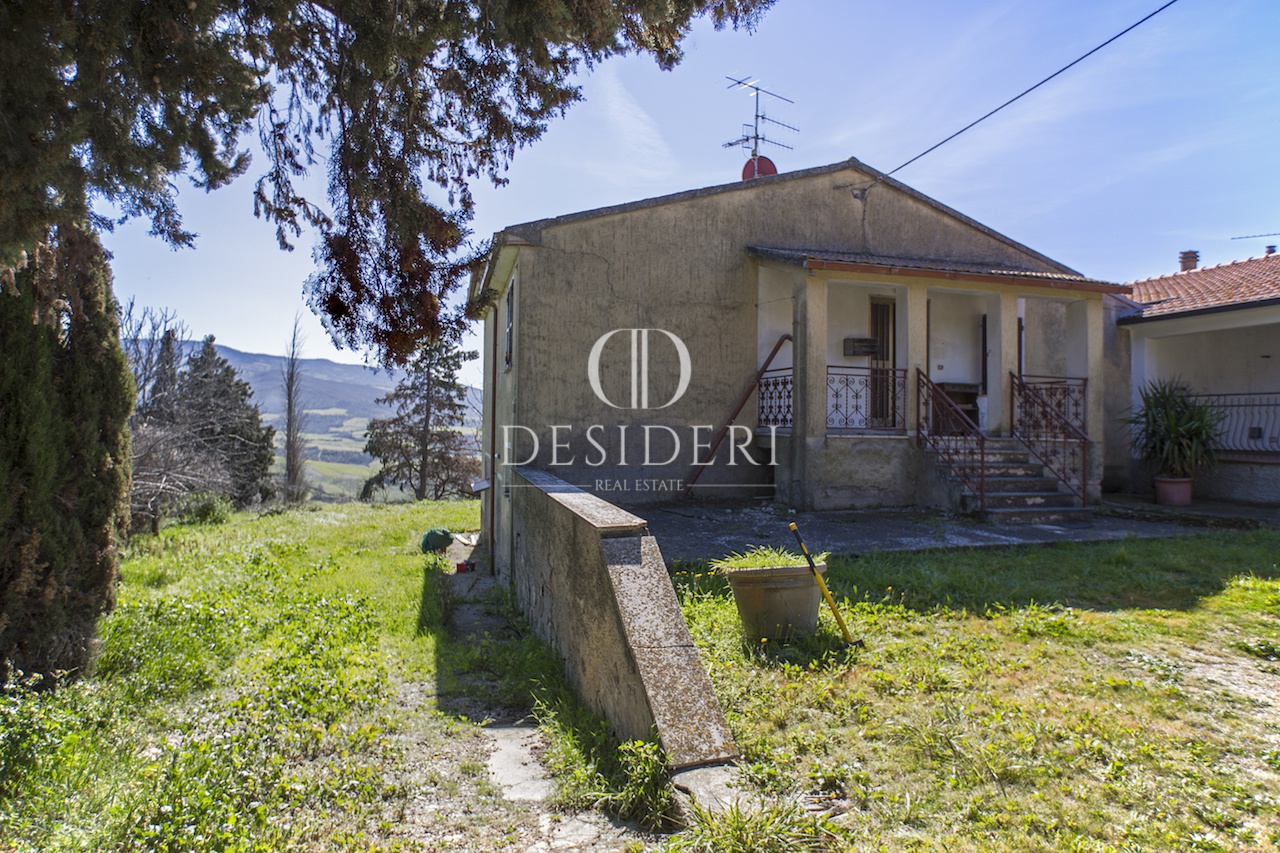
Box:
581;64;678;187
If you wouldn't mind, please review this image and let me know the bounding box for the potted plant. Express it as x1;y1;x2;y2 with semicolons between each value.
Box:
713;545;829;642
1124;378;1224;506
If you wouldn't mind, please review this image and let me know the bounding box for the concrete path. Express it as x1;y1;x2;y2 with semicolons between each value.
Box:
439;546;656;852
643;497;1271;564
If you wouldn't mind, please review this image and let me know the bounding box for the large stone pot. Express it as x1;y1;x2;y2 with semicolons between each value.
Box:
1153;475;1193;507
724;563;825;642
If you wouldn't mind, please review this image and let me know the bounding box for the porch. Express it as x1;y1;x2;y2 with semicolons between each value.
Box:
1125;308;1280;504
759;364;1092;515
750;248;1122;511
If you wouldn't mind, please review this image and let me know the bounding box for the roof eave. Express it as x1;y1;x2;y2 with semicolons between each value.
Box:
754;251;1126;294
1116;295;1280;325
469;233;530;312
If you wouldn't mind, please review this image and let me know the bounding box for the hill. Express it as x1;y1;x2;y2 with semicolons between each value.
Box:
211;345;481;499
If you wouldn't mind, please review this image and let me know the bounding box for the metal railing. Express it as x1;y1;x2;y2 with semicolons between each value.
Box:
1021;374;1087;432
917;369;986;513
1010;371;1089;504
827;366;907;431
1189;391;1280;453
758;368;794;430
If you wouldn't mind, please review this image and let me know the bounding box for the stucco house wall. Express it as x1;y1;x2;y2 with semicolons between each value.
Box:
475;158;1122;564
487;160;1077;497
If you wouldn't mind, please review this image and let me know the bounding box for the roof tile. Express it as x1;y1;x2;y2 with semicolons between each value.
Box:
1126;254;1280;319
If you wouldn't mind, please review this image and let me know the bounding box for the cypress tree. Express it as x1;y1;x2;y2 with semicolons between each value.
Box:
0;229;132;682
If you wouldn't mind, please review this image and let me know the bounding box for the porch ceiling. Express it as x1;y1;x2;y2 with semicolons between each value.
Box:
748;247;1128;294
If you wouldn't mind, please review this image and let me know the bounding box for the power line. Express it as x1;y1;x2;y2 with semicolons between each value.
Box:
1231;232;1280;240
864;0;1182;193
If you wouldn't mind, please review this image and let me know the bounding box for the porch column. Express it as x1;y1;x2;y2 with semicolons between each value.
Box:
904;282;929;431
993;290;1019;435
1129;330;1154;410
791;270;828;509
1067;298;1105;499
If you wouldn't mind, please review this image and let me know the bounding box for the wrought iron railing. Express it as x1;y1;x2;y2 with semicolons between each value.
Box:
827;366;907;431
1010;371;1089;504
917;369;986;512
1189;391;1280;453
1021;374;1087;432
758;368;794;430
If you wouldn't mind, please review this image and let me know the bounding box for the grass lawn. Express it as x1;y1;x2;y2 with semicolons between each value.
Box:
675;532;1280;852
0;501;557;852
5;503;1278;852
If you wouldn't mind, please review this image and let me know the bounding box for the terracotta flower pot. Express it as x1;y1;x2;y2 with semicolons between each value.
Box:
724;563;825;642
1153;475;1193;507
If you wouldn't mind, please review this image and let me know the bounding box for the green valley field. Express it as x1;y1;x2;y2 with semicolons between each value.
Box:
2;504;1278;852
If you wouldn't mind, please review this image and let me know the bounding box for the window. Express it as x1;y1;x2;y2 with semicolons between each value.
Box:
504;279;514;371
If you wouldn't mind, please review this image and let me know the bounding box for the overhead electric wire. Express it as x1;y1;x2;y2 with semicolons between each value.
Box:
865;0;1182;192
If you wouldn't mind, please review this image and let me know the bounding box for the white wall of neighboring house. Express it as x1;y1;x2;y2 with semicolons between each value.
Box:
1128;304;1280;404
1124;303;1280;505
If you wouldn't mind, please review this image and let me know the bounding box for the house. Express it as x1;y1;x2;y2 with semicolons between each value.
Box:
469;158;1128;571
1114;248;1280;503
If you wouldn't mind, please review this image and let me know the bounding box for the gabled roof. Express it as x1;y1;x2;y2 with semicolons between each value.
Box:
1119;253;1280;324
472;156;1088;302
749;247;1125;294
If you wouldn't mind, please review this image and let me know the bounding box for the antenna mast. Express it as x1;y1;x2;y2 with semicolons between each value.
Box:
724;76;798;179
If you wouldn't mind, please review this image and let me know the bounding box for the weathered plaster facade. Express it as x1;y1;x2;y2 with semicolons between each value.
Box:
474;158;1122;565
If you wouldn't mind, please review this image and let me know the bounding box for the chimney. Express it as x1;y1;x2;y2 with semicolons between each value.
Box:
1267;246;1276;256
1179;250;1199;272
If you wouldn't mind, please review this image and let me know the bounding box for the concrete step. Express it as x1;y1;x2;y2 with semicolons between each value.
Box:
979;462;1046;478
982;476;1061;493
983;505;1094;525
983;491;1079;509
981;449;1036;463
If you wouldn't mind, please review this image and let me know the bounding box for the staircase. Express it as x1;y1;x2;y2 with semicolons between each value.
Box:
958;438;1093;524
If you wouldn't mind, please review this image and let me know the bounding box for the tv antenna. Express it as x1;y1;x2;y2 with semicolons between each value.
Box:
723;76;798;178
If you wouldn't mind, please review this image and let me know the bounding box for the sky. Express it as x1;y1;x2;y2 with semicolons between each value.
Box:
100;0;1280;387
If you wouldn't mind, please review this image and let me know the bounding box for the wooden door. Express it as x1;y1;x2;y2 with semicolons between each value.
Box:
870;298;896;427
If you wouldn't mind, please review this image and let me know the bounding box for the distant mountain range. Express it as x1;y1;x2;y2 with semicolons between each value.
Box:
217;346;404;425
213;345;481;470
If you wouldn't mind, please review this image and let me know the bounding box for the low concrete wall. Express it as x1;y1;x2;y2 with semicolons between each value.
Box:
773;435;921;510
1128;456;1280;506
510;467;737;770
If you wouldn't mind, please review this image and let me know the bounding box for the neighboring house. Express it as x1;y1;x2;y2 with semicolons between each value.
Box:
470;158;1128;571
1115;248;1280;503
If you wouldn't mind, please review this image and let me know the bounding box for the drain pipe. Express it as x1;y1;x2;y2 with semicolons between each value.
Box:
486;285;499;575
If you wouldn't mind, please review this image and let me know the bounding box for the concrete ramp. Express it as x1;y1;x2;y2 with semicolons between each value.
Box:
511;467;737;770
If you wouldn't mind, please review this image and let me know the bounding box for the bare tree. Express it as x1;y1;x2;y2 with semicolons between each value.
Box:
118;298;188;414
282;316;310;503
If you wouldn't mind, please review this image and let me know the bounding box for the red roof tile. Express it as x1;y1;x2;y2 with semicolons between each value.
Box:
1126;253;1280;319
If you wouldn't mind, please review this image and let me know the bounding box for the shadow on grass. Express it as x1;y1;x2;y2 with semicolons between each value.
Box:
416;550;573;724
822;530;1280;614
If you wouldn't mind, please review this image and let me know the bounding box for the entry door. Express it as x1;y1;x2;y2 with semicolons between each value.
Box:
870;298;896;427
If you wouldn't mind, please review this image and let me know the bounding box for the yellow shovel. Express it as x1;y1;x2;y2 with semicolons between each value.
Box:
789;522;854;645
